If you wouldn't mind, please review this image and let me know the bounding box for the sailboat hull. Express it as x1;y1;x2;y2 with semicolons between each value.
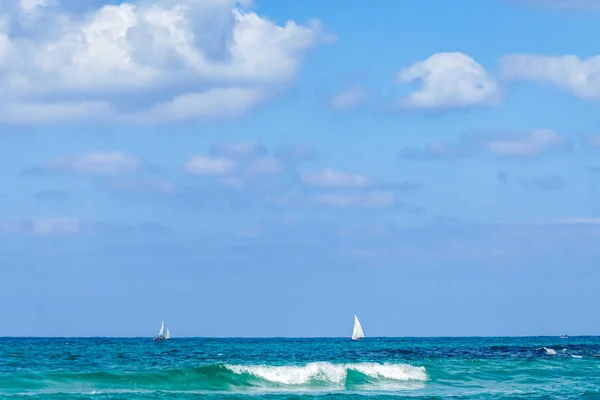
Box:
153;336;165;341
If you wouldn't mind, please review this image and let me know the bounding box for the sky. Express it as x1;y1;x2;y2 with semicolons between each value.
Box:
2;0;600;337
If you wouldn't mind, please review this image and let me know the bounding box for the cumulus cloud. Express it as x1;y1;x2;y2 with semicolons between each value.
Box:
23;152;143;176
400;129;566;160
301;169;371;188
474;129;565;156
0;0;333;124
182;141;403;213
501;54;600;100
183;140;319;200
184;155;236;175
397;52;498;109
329;85;368;110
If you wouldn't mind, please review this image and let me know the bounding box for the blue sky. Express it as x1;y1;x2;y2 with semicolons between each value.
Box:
2;0;600;337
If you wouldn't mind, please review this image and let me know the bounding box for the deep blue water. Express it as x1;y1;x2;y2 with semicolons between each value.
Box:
1;337;599;399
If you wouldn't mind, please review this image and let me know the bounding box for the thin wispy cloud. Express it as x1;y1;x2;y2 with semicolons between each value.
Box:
400;129;568;160
184;156;237;176
22;152;144;176
329;85;369;110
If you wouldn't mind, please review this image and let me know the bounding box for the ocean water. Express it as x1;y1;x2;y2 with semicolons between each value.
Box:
1;337;599;399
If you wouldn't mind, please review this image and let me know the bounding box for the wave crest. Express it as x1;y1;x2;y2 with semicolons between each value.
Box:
225;362;428;385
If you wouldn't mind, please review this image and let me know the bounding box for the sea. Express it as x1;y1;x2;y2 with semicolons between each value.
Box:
1;337;599;399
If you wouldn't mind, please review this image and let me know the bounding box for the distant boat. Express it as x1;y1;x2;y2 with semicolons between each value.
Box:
560;335;569;339
153;320;171;341
351;315;365;341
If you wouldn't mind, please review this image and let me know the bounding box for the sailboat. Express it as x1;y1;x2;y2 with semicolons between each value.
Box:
153;320;171;341
351;315;365;341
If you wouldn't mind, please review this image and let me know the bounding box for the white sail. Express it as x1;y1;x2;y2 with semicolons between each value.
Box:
158;320;165;337
165;328;171;340
352;315;365;340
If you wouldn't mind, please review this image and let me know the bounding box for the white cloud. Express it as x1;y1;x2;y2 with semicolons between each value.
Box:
329;85;368;110
26;152;142;175
481;129;564;156
501;54;600;100
128;87;265;124
397;52;498;109
19;0;49;13
0;0;332;124
301;169;371;188
184;155;236;175
2;217;80;236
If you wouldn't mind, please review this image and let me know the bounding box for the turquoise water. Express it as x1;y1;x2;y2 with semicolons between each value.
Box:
1;337;599;399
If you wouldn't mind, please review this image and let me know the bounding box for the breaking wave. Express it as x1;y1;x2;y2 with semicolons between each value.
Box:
226;361;428;386
0;362;428;395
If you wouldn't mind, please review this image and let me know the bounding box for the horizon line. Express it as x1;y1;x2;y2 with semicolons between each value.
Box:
0;334;594;339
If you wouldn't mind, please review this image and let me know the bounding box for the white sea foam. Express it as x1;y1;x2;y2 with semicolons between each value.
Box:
543;347;557;355
225;362;428;385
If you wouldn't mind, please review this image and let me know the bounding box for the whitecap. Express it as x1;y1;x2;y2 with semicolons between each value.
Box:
225;362;427;385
